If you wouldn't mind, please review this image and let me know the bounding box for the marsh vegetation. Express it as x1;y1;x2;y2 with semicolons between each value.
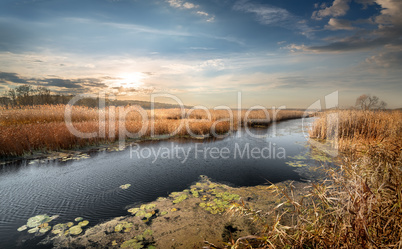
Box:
0;105;304;158
225;110;402;248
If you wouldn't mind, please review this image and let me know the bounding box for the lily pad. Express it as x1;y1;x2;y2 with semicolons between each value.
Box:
169;192;180;197
120;184;131;190
135;210;146;217
39;226;51;234
49;215;60;221
145;204;156;210
144;212;153;219
74;217;83;222
114;224;124;232
27;215;51;228
173;194;187;204
28;227;39;234
66;222;74;227
128;208;140;215
17;225;28;232
69;225;82;235
52;223;67;234
78;220;89;227
121;239;142;249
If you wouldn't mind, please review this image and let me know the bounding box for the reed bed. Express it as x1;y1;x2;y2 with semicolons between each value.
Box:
0;105;304;157
227;110;402;248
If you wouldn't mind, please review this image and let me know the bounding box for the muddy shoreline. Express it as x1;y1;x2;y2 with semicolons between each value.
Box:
37;177;309;249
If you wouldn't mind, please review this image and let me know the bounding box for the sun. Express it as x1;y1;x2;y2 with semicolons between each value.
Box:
114;72;146;88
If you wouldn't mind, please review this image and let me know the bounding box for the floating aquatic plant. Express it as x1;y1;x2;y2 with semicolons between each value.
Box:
120;184;131;190
39;226;51;234
69;225;82;235
17;225;28;232
197;189;240;214
28;227;39;234
144;212;153;219
114;224;124;233
159;211;168;216
27;214;52;228
191;189;199;197
144;204;156;210
128;208;140;215
52;223;68;234
169;192;180;197
78;220;89;227
74;217;83;222
121;239;143;249
172;194;187;204
135;210;146;217
114;222;133;233
66;222;74;227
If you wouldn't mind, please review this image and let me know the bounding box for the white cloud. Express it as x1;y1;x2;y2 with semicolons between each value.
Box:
233;0;309;32
196;11;209;17
325;18;355;30
312;0;350;20
375;0;402;27
167;0;182;8
198;59;225;71
182;2;198;9
281;44;308;53
167;0;198;9
165;0;214;22
365;50;402;68
234;1;291;25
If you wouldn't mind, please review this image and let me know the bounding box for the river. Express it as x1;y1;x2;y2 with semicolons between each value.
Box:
0;118;321;249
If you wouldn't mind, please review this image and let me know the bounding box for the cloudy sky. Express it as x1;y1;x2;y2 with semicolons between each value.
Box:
0;0;401;108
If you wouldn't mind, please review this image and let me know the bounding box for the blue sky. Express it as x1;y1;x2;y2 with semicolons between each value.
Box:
0;0;401;108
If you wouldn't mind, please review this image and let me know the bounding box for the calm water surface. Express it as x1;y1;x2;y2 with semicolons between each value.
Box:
0;118;319;249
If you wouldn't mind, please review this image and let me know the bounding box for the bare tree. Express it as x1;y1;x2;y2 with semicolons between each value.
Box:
7;89;17;106
355;94;387;110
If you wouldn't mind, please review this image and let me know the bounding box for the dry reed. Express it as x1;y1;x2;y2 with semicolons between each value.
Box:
0;105;304;157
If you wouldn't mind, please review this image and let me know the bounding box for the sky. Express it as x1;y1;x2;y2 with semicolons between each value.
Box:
0;0;401;108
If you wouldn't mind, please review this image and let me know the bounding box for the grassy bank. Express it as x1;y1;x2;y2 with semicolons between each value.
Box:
228;110;402;248
0;105;304;158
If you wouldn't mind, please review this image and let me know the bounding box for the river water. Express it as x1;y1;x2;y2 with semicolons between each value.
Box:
0;118;319;249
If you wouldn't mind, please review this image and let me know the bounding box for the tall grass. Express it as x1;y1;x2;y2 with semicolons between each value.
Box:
227;110;402;248
0;105;304;157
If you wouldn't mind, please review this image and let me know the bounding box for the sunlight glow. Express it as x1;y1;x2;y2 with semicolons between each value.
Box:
114;72;146;89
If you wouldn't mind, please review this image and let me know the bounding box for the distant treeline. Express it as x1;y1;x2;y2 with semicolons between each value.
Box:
0;85;191;109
